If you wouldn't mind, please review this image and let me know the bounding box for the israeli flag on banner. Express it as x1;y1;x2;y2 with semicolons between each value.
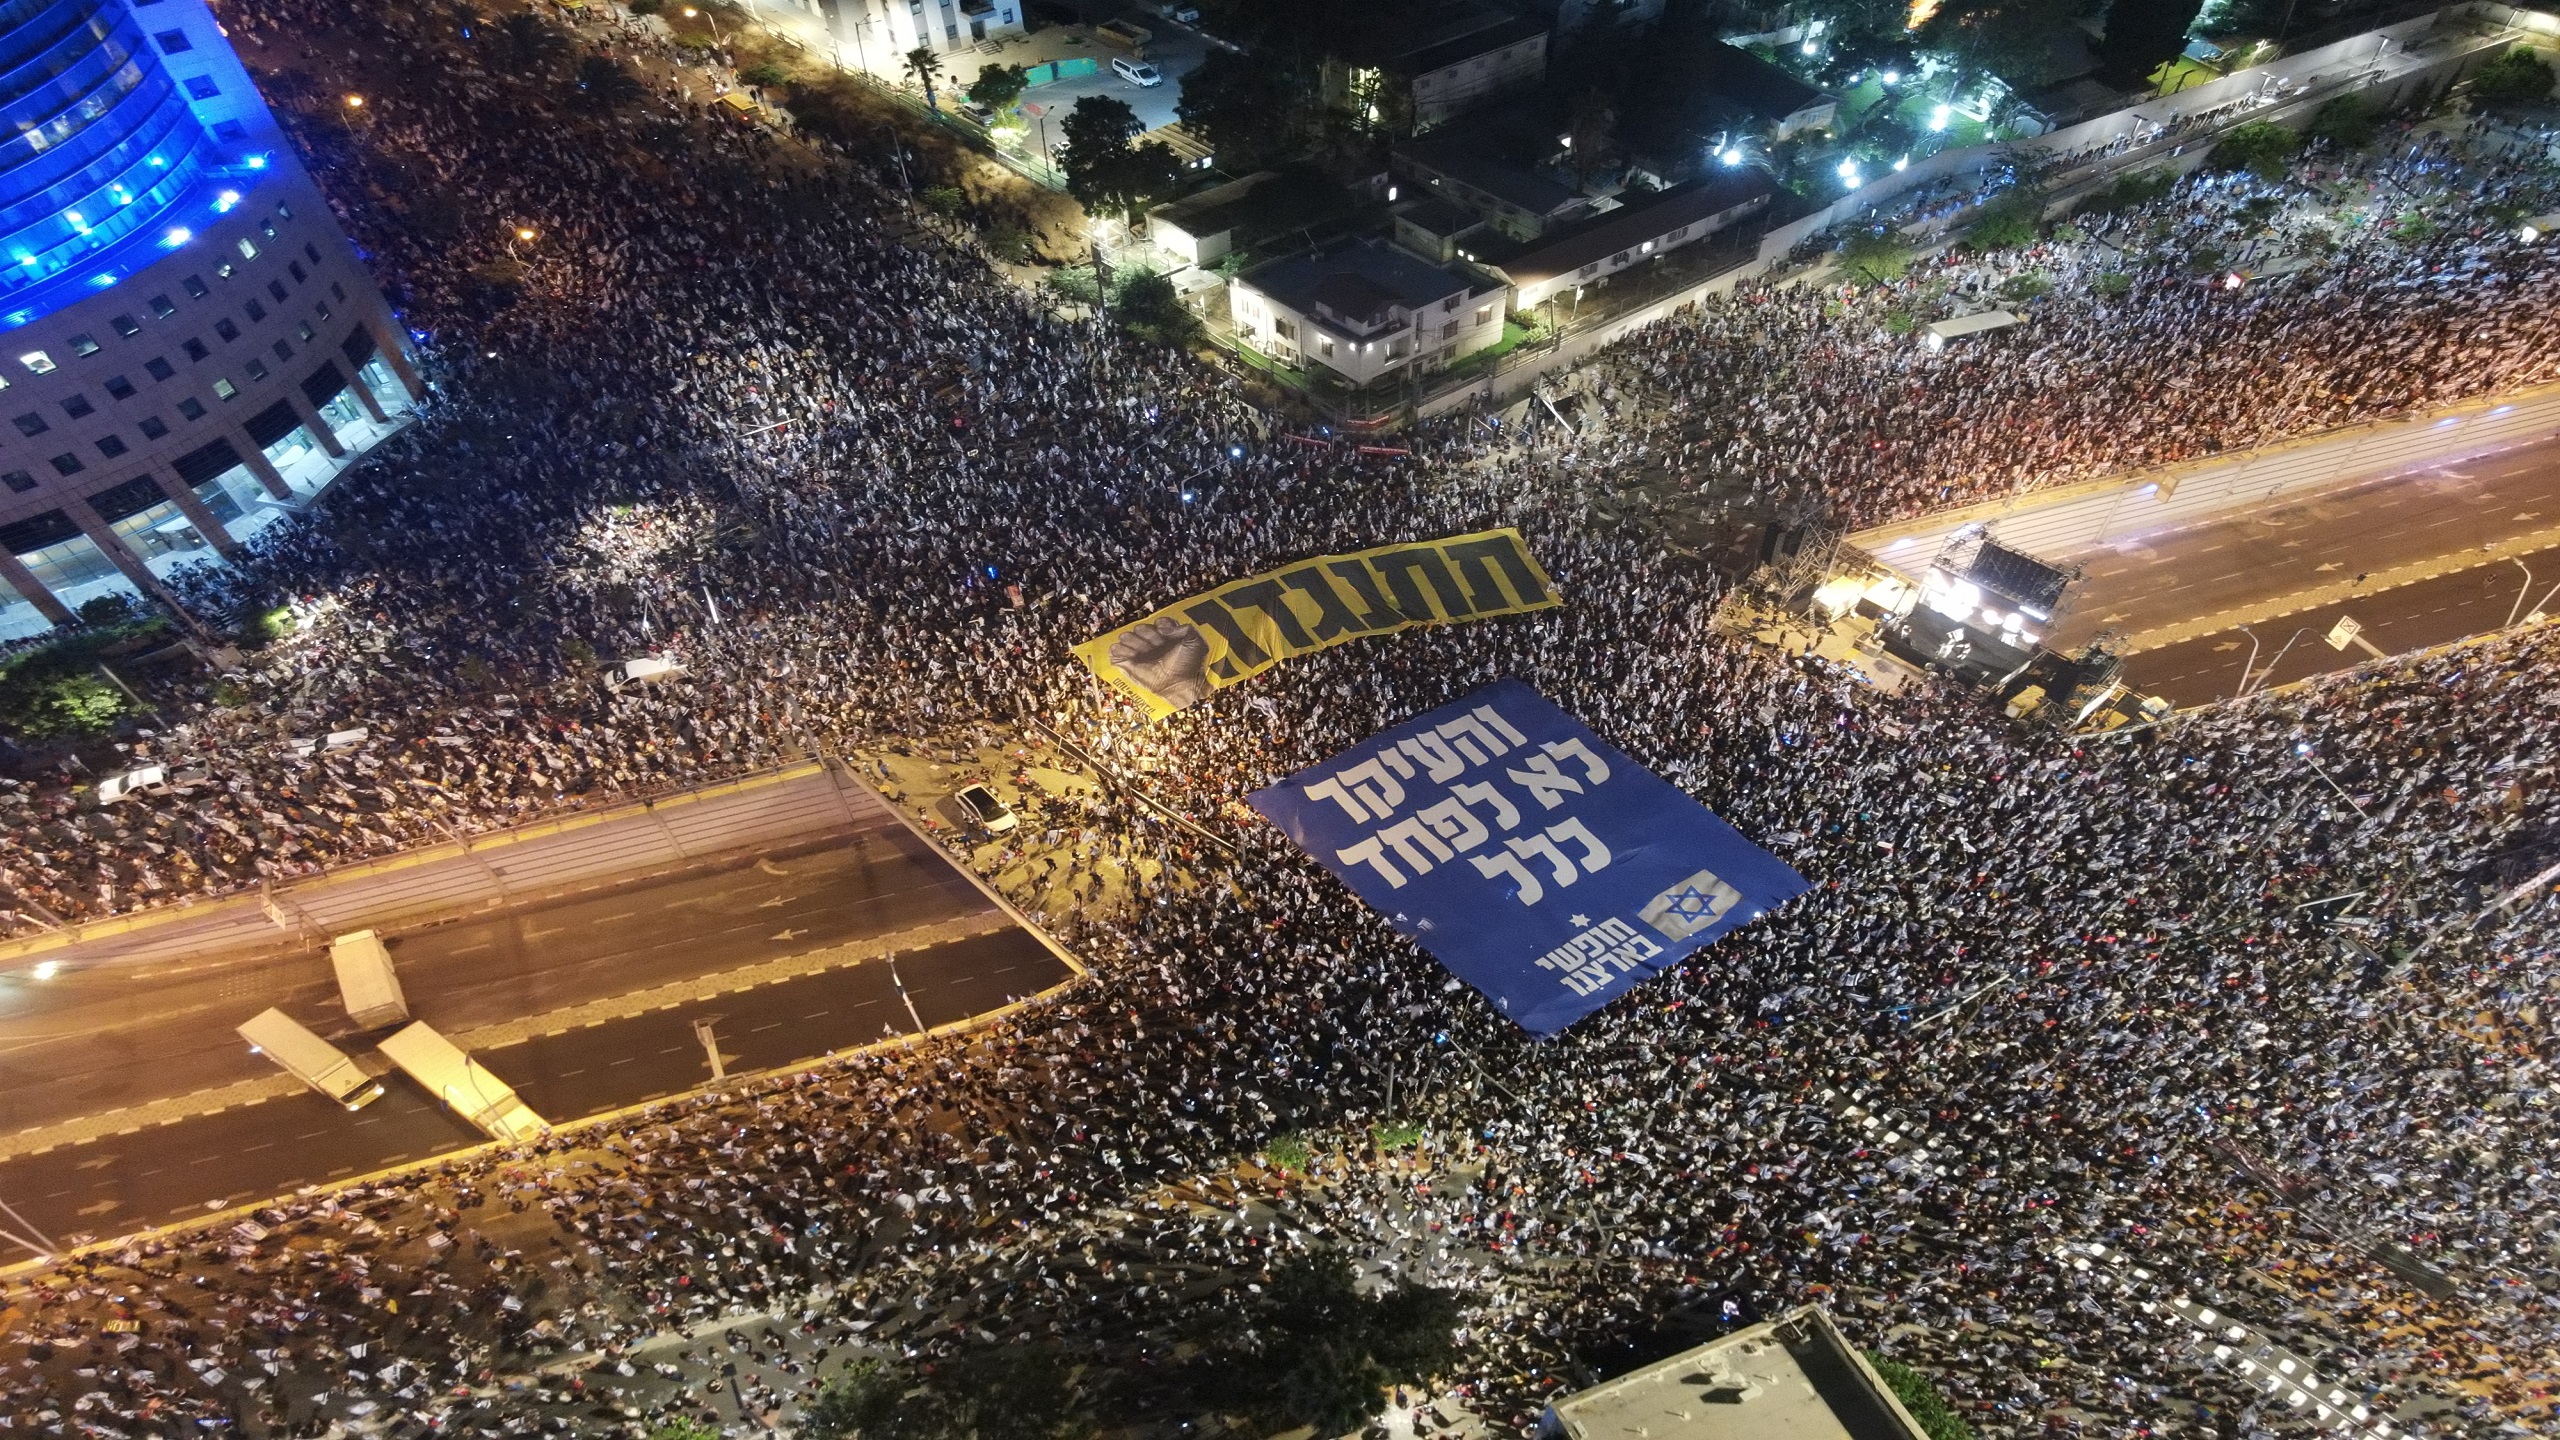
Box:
1249;679;1809;1036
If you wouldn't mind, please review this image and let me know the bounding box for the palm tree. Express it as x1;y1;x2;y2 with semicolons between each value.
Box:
905;46;944;112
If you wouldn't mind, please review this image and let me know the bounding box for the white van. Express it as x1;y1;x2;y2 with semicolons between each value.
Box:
606;655;686;691
1112;56;1163;87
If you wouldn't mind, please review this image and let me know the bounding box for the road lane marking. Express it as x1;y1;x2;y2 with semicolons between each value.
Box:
751;1021;783;1033
610;1057;636;1066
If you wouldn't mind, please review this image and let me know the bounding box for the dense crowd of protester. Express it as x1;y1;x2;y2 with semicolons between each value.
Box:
4;1;2560;1437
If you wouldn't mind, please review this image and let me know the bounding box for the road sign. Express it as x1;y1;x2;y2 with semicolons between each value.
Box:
2324;615;2363;651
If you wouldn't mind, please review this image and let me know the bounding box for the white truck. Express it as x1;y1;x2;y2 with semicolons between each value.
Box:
331;929;411;1030
376;1022;548;1142
237;1007;385;1110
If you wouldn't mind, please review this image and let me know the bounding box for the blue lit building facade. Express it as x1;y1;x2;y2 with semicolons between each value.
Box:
0;0;420;637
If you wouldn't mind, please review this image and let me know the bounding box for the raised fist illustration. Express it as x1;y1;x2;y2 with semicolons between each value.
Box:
1108;618;1213;709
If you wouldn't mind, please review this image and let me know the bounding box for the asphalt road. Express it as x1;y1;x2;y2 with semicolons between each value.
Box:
0;925;1068;1249
0;812;981;1135
2051;435;2560;650
2124;539;2560;707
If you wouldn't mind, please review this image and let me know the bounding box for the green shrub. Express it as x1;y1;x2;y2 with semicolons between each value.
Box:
2208;120;2299;182
1866;1353;1975;1440
1264;1132;1312;1172
2470;47;2555;110
2094;269;2133;299
1964;187;2047;251
1837;226;1913;283
738;61;788;88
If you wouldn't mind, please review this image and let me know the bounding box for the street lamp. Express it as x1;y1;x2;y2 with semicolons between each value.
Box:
682;5;726;46
2504;555;2535;628
2293;742;2371;821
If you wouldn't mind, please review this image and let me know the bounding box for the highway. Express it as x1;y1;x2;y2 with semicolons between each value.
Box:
0;811;982;1136
0;924;1064;1248
2021;433;2560;706
0;789;1081;1254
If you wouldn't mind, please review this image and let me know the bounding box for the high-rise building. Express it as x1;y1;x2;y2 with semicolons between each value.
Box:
0;0;420;637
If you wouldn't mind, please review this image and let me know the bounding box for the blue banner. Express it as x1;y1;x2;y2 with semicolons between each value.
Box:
1249;680;1809;1035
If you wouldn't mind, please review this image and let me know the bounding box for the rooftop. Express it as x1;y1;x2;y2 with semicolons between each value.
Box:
1398;12;1550;76
1483;171;1775;285
1151;171;1363;253
1398;135;1582;218
1694;41;1832;125
1241;240;1477;330
1542;1307;1929;1440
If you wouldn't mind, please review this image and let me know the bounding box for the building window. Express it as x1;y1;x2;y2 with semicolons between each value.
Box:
1319;338;1335;359
288;261;307;284
96;435;126;459
1610;250;1629;266
214;319;240;342
244;300;266;323
1443;294;1461;312
183;339;209;362
149;295;177;318
215;263;232;279
183;276;208;298
277;203;293;220
235;238;258;260
103;376;135;400
261;220;277;239
112;314;140;337
212;119;246;142
272;340;293;361
137;416;167;440
154;28;191;51
49;453;82;476
1667;226;1688;241
303;243;320;264
212;378;239;400
60;396;92;420
12;413;46;436
144;357;174;381
184;75;220;100
330;283;345;302
19;352;54;374
1442;322;1460;341
1578;263;1597;278
1474;304;1492;325
0;471;31;493
268;280;288;302
176;397;205;420
69;334;99;357
295;322;314;342
243;359;268;381
315;302;331;321
1275;318;1297;342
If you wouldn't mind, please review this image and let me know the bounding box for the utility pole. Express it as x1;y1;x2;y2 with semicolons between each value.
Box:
887;953;928;1037
691;1017;727;1081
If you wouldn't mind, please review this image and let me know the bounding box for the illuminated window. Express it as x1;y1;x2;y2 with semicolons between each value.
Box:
211;378;238;400
234;238;257;259
68;334;99;357
19;352;54;374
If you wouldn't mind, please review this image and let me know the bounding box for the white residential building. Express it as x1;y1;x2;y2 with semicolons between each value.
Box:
1230;241;1506;387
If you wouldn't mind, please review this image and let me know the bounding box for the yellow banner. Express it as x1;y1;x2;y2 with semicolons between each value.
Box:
1074;527;1561;720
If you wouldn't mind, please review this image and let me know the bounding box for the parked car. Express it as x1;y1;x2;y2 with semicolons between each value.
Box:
1155;3;1200;20
1112;56;1163;87
960;100;995;125
953;783;1018;835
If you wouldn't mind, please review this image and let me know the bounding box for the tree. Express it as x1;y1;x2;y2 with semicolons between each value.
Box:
1963;186;2046;249
573;55;645;112
1174;49;1309;170
2095;0;2203;90
2469;47;2556;110
494;11;566;73
1216;1250;1465;1435
1917;0;2092;89
2306;94;2376;150
967;63;1028;115
648;1420;723;1440
1112;271;1199;347
1837;226;1914;282
739;61;789;88
1060;95;1181;224
2208;119;2298;181
906;46;945;111
799;1358;941;1440
1563;90;1619;185
2194;0;2288;40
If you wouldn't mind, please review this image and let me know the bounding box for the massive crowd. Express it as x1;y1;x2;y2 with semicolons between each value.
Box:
3;1;2560;1437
